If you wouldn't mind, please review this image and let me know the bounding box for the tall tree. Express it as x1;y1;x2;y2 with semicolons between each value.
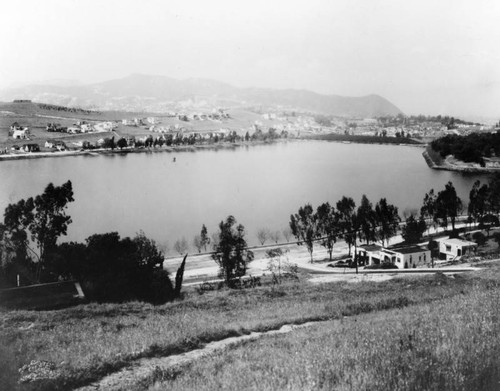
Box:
336;196;356;256
434;182;463;232
316;202;338;261
488;174;500;215
401;214;427;244
374;198;400;247
2;181;74;282
420;189;436;234
200;224;210;252
290;204;318;262
212;216;253;286
357;195;376;244
468;180;490;225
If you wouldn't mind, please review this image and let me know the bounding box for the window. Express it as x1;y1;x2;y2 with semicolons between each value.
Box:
446;245;451;252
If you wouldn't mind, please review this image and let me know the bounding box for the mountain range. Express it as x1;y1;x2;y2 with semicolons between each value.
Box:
0;74;403;117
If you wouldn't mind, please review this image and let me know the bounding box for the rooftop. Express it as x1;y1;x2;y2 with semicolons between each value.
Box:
439;238;478;246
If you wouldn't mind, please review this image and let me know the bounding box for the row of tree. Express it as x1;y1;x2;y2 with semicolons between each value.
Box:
288;176;500;267
289;196;400;263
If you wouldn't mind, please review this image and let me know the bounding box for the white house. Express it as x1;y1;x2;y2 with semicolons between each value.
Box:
380;246;430;269
438;238;477;261
357;244;430;269
12;129;29;139
81;124;94;132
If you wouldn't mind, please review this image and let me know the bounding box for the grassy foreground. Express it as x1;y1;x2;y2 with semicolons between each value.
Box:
151;283;500;391
1;267;499;390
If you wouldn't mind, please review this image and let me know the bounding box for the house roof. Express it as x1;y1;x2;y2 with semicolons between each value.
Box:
388;246;427;254
439;238;477;247
358;244;382;252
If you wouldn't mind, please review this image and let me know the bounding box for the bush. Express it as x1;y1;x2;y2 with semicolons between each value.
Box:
364;263;398;270
47;232;179;304
472;231;487;246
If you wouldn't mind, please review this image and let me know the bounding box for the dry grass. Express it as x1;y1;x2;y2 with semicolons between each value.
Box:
150;282;500;391
0;268;498;390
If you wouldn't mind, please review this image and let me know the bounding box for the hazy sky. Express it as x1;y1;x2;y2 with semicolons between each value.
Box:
1;0;499;118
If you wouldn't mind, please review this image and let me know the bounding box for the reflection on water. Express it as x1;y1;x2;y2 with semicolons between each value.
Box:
0;141;487;250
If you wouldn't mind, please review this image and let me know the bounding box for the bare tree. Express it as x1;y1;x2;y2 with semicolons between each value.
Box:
174;237;188;255
282;227;292;242
269;230;281;244
256;228;270;245
193;235;202;253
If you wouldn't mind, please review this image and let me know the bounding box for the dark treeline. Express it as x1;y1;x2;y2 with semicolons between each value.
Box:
430;133;500;165
377;114;481;128
37;103;100;115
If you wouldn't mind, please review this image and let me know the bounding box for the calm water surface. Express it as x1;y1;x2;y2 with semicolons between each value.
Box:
0;141;487;251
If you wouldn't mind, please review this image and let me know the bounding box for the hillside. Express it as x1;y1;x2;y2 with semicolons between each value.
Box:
0;74;403;117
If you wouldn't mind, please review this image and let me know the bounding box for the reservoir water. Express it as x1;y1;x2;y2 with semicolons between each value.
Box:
0;141;487;252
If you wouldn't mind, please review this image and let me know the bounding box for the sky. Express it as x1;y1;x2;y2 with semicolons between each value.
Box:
1;0;499;118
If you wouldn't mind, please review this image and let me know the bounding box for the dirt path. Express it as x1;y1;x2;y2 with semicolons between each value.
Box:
76;319;336;391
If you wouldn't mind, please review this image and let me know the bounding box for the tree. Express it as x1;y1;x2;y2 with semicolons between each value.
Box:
78;232;175;303
290;204;318;262
266;248;297;284
472;231;487;247
2;181;74;282
468;180;490;225
316;202;338;261
193;235;203;253
282;227;292;242
488;174;500;216
256;228;270;245
434;182;463;232
374;198;400;247
492;231;500;248
212;216;253;287
357;195;376;244
174;237;188;255
420;189;436;234
269;230;281;244
336;196;356;256
401;214;427;244
428;239;438;268
200;224;210;251
117;137;128;150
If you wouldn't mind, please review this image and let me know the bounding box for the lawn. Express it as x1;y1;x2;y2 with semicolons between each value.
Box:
1;265;499;390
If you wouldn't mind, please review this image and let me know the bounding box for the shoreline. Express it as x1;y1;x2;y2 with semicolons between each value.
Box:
0;137;427;162
422;146;500;173
0;140;283;162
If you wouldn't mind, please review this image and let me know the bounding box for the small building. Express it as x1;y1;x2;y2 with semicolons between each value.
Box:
357;244;430;269
381;246;430;269
438;238;477;260
12;129;29;139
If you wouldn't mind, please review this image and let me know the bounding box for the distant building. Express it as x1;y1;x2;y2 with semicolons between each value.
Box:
13;99;32;103
21;143;40;153
12;129;29;140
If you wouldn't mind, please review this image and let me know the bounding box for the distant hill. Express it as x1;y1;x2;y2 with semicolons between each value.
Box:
0;74;403;117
